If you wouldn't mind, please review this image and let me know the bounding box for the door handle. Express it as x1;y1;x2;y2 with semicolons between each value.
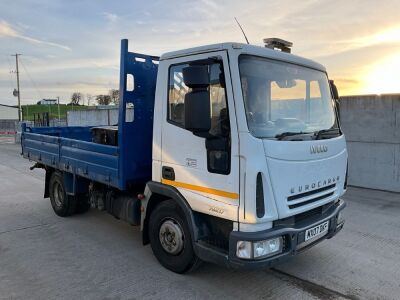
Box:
162;166;175;180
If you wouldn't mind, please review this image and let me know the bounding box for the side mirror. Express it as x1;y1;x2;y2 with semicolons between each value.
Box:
329;80;339;100
329;80;341;121
183;65;211;136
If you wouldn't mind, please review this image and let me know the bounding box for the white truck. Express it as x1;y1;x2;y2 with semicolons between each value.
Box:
22;38;347;273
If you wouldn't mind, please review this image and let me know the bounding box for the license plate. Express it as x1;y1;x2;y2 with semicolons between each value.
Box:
305;221;329;241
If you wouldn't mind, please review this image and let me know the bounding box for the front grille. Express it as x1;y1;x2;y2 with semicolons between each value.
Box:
273;201;334;227
287;184;336;209
294;205;323;223
288;192;334;209
288;184;335;201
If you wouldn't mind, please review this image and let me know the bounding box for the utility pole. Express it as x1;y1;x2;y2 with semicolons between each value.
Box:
57;96;61;120
12;54;22;121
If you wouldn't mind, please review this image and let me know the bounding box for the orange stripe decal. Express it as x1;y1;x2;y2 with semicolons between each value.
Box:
161;179;239;200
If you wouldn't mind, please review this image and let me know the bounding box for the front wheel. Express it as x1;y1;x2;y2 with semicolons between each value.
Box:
148;200;202;273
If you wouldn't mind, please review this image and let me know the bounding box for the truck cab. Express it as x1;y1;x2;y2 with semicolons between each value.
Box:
145;41;346;270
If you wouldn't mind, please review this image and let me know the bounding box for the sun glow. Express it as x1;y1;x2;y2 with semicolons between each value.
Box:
366;27;400;44
363;53;400;94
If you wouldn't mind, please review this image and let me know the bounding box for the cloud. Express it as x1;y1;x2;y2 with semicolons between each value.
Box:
334;78;360;84
343;26;400;50
102;12;118;23
199;0;219;10
15;57;119;74
1;0;399;101
305;26;400;59
0;20;71;51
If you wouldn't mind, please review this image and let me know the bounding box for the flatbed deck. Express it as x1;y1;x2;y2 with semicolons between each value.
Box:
21;40;159;191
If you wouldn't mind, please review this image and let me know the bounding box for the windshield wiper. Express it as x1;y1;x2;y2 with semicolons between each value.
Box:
314;128;341;140
274;131;311;140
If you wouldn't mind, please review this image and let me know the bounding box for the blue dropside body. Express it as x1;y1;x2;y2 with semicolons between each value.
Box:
21;40;159;190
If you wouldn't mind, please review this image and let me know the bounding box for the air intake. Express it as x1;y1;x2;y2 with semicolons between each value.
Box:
256;173;265;218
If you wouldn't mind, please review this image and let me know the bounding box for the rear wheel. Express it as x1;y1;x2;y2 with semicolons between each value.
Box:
49;172;77;217
148;200;202;273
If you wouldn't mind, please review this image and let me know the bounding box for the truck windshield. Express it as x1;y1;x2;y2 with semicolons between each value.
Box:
239;55;338;139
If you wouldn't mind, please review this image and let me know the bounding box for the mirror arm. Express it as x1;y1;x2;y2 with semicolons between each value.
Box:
193;131;213;139
205;136;229;151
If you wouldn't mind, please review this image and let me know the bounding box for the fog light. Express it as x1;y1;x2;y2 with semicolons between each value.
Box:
337;211;344;225
236;241;252;259
254;237;283;259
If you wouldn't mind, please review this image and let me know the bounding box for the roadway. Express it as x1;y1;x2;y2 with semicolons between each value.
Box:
0;142;399;299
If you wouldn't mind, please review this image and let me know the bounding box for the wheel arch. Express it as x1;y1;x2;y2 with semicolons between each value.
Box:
45;168;89;198
142;181;199;245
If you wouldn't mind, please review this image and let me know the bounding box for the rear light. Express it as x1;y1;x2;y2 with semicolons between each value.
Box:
256;173;265;218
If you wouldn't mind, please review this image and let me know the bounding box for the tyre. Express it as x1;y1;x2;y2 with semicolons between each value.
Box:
148;200;202;273
49;171;77;217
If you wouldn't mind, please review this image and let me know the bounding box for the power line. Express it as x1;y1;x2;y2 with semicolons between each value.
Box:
4;55;15;90
19;57;44;100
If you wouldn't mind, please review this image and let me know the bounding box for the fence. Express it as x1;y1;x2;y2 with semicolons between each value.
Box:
0;120;18;134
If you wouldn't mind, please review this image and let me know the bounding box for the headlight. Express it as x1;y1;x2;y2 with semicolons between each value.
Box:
236;237;283;260
254;237;283;259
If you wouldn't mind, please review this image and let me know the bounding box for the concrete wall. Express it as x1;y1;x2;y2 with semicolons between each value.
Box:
340;94;400;192
0;105;18;120
67;108;118;126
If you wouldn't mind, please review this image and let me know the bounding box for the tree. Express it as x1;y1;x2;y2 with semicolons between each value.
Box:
70;92;83;105
109;89;119;105
96;94;112;105
86;94;93;106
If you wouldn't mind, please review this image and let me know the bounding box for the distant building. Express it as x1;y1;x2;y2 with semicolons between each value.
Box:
37;99;57;105
0;104;18;120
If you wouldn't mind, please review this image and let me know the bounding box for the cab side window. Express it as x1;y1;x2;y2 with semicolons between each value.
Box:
168;64;190;127
167;62;229;138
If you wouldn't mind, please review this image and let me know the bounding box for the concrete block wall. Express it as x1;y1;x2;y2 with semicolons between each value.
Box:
340;94;400;192
67;109;118;126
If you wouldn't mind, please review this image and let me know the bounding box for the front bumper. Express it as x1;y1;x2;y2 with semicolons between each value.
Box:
195;199;346;270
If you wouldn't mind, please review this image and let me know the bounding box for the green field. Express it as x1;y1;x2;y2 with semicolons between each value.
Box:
21;104;91;121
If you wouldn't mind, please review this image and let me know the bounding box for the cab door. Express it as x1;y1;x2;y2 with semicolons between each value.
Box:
160;51;239;221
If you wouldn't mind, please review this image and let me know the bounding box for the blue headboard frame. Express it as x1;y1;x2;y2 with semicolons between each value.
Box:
118;39;159;190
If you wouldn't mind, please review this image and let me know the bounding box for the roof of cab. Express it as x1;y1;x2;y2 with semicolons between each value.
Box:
160;42;326;72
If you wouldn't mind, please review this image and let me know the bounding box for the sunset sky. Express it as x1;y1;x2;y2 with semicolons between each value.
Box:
1;0;400;105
